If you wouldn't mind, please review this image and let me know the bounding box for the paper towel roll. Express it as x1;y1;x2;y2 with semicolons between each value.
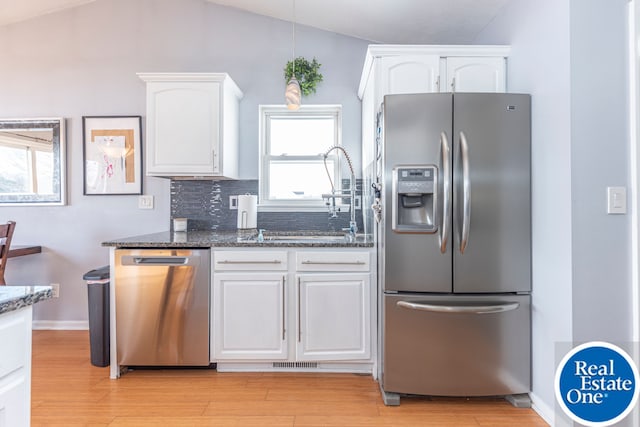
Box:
237;194;257;229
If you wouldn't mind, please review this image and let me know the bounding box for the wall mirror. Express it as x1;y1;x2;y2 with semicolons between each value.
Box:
0;118;66;205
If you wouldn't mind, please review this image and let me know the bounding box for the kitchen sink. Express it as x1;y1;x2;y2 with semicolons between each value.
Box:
236;233;352;243
264;235;347;241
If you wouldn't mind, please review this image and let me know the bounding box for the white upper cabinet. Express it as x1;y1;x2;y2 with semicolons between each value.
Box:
138;73;243;178
379;55;441;96
444;56;506;93
358;45;510;108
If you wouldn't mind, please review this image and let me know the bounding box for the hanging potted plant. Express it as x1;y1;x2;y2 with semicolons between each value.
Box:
284;57;323;97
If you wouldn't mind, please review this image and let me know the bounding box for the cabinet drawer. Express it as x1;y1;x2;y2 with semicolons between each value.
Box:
0;310;28;379
214;251;288;271
295;251;370;272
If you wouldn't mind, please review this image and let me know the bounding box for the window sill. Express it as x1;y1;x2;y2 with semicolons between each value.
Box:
258;204;351;213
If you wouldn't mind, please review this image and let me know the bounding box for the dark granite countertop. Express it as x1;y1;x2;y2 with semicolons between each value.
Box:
0;286;53;316
102;230;374;248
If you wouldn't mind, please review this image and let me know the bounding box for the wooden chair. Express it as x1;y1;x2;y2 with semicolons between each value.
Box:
0;221;16;286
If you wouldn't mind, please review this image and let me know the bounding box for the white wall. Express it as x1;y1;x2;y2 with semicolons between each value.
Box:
0;0;370;324
477;0;633;424
569;0;631;343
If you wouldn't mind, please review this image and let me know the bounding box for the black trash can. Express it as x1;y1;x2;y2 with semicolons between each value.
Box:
83;266;110;367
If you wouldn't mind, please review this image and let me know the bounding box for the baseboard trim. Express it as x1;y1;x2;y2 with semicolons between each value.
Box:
529;391;554;426
33;320;89;330
216;362;373;374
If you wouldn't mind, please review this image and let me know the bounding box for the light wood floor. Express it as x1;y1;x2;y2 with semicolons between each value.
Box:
31;330;548;426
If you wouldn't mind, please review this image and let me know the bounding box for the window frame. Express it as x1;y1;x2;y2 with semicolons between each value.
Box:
258;104;343;211
0;118;60;201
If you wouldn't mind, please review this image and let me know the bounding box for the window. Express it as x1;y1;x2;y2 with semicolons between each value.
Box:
259;105;342;210
0;131;54;195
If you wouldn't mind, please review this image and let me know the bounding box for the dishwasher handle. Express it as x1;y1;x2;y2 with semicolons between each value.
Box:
120;255;200;266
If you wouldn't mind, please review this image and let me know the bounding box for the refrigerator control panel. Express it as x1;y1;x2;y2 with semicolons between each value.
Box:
392;165;438;233
397;168;435;194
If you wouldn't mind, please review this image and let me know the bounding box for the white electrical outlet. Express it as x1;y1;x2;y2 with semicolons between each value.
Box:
51;283;60;298
229;196;238;210
138;195;154;210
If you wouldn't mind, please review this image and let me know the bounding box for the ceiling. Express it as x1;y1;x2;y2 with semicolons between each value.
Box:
0;0;511;44
0;0;94;28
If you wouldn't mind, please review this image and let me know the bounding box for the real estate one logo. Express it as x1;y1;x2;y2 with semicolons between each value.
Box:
554;341;639;426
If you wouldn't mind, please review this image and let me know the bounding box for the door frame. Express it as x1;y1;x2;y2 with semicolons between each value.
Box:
630;0;639;347
629;11;640;427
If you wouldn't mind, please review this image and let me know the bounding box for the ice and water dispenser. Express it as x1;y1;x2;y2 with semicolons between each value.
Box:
392;165;437;233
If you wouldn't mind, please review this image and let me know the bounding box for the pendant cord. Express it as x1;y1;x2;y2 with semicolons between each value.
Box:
292;0;296;76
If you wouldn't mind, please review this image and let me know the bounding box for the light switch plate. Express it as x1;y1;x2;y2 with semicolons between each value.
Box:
229;196;238;210
138;195;154;210
607;187;626;214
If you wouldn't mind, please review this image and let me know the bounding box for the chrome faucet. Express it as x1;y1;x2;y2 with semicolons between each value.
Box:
322;146;358;237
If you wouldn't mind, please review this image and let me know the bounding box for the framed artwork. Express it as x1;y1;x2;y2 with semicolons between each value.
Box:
82;116;142;195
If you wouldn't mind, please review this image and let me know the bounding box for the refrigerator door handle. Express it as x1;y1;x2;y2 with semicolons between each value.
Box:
397;300;520;314
459;131;471;254
439;131;451;254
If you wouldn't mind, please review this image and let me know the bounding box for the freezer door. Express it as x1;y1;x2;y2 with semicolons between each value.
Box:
382;93;453;293
452;93;531;293
382;293;531;396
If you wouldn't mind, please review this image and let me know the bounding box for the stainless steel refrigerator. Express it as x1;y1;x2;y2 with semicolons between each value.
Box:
376;93;531;406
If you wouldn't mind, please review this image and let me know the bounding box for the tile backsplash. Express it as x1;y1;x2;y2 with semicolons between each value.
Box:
170;179;364;232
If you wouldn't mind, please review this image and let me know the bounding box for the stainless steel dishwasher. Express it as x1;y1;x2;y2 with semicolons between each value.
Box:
114;248;210;366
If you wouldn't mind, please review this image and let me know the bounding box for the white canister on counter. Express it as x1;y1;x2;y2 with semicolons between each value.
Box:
173;218;188;232
237;194;257;229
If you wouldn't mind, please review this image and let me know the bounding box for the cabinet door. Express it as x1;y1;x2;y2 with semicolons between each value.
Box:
0;309;28;378
445;57;506;93
296;274;370;361
146;81;220;176
212;273;287;360
380;55;441;96
0;307;31;427
0;375;29;427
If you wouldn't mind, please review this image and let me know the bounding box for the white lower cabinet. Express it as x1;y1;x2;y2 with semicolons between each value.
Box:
211;249;374;371
0;376;28;427
296;273;370;361
212;273;287;360
0;306;32;427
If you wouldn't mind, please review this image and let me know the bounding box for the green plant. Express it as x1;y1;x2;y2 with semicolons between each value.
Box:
284;57;323;97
